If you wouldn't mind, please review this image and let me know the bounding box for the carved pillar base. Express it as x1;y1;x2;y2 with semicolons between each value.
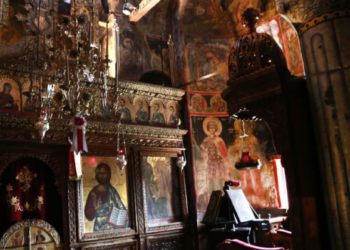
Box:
299;9;350;250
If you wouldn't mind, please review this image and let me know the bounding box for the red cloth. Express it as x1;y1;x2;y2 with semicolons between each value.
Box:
5;158;47;222
84;189;108;221
216;239;285;250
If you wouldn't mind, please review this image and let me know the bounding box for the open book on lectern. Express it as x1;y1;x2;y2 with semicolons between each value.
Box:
202;189;258;225
108;206;128;227
225;189;257;223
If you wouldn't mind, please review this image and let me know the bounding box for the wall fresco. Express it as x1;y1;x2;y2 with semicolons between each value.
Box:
137;0;171;37
190;114;279;215
189;93;227;113
184;35;233;82
256;16;282;49
0;3;27;46
279;16;304;76
180;0;277;36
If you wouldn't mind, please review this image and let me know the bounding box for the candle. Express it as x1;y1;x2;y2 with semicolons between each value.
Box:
53;19;56;49
65;45;70;85
99;43;102;70
43;35;46;58
30;61;34;92
91;5;94;47
115;61;118;90
106;17;109;65
39;76;42;104
88;20;91;46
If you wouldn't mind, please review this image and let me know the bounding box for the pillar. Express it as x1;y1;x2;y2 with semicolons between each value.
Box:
298;9;350;250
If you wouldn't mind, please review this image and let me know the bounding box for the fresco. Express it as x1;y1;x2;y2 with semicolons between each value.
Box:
0;3;27;46
189;93;227;113
184;35;233;82
180;0;277;36
279;17;305;76
190;94;207;113
191;115;279;215
187;72;229;93
209;95;227;113
119;29;145;81
145;36;171;76
256;16;282;49
137;0;171;37
97;0;172;82
191;116;235;213
228;120;279;209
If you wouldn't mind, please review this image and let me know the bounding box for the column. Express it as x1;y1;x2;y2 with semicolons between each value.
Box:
298;9;350;250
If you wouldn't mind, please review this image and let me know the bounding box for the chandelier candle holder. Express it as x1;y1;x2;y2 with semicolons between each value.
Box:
175;118;186;171
230;107;262;170
116;122;128;172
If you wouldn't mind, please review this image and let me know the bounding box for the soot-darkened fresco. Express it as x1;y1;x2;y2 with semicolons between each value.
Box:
190;115;279;215
180;0;277;36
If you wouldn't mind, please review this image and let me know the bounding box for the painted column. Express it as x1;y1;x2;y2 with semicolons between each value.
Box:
298;10;350;250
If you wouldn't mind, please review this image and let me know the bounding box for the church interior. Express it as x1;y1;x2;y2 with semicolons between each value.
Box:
0;0;349;249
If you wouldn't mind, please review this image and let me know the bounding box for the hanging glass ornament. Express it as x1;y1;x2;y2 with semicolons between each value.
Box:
35;110;50;143
176;151;186;171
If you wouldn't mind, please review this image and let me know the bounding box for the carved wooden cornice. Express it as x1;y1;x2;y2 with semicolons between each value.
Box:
0;113;187;146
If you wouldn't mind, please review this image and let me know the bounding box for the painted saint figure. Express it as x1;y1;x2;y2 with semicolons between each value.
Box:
35;229;46;243
200;120;229;179
196;118;231;213
85;163;127;231
119;99;131;122
168;106;177;126
135;101;148;124
0;82;18;110
152;103;165;125
13;232;23;246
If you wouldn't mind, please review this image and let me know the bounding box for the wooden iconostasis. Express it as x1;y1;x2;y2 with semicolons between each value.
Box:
0;78;188;250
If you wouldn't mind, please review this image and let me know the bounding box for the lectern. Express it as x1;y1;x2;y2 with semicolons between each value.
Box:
202;181;270;246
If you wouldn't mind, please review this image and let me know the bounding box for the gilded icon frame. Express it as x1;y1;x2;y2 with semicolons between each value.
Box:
137;150;188;233
70;148;137;243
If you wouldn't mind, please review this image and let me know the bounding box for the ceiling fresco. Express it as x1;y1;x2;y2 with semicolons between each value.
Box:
179;0;277;36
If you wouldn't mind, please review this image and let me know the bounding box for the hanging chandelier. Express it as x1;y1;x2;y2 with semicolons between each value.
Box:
18;0;124;145
230;107;262;170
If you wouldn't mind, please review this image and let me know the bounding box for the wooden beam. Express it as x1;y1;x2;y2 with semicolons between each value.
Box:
129;0;161;22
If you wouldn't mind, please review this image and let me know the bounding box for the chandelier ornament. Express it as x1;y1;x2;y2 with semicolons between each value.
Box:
175;118;186;171
116;120;128;172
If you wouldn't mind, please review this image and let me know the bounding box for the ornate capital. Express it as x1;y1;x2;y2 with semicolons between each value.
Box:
275;0;350;24
298;9;350;36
